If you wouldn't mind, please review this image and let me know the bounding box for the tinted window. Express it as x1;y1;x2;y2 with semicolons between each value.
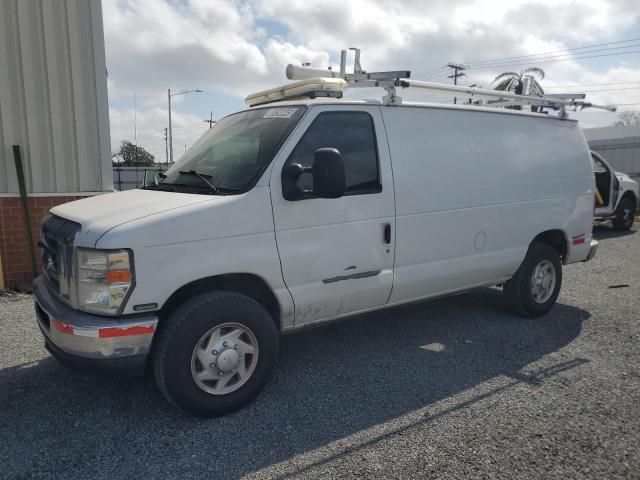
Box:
286;112;380;195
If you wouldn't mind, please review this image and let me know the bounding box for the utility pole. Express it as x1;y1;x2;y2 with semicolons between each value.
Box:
204;111;215;128
134;91;137;145
447;63;466;104
164;128;168;166
167;89;173;164
167;88;203;165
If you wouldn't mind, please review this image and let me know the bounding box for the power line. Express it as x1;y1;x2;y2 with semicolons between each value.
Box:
559;87;640;93
466;42;640;67
545;81;640;89
409;65;449;80
463;37;640;66
465;49;640;71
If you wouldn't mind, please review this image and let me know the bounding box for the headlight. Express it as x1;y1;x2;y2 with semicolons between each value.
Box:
76;248;134;315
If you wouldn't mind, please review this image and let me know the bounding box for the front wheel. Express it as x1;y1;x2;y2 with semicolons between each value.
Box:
153;291;279;417
612;197;635;231
503;243;562;318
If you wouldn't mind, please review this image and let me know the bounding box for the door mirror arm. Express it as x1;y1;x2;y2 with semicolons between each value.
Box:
282;163;312;200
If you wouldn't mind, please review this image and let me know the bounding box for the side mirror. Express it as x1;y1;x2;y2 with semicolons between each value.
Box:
312;148;345;199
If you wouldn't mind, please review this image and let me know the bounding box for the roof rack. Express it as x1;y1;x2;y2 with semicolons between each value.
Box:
245;48;617;117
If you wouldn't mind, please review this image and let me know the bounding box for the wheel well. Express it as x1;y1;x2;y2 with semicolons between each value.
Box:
620;190;637;210
531;230;567;260
160;274;281;331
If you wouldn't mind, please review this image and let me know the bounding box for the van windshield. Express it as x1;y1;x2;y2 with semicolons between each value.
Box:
154;106;305;194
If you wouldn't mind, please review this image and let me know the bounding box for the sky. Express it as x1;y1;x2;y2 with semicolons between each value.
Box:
103;0;640;162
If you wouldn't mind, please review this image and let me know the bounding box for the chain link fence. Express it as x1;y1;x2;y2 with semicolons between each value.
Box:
112;165;169;191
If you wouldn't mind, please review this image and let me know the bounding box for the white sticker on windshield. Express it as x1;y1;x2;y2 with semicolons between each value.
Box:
263;107;298;119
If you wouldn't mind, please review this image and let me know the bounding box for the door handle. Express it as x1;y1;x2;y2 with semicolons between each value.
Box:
383;223;391;244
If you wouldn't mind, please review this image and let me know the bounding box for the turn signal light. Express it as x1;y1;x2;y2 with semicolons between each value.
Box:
106;270;132;284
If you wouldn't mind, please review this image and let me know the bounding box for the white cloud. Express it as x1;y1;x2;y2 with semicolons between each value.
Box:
104;0;640;153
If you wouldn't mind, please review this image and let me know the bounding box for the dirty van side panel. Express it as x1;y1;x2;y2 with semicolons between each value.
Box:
382;106;593;304
269;105;396;326
96;186;295;326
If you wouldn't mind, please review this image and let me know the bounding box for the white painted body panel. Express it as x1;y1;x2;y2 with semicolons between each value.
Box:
615;173;640;208
53;187;294;323
48;100;595;330
269;105;395;326
380;105;594;304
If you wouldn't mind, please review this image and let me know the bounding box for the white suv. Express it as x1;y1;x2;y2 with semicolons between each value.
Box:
592;151;638;230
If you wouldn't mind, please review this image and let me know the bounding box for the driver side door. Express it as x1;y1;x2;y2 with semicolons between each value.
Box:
270;105;395;326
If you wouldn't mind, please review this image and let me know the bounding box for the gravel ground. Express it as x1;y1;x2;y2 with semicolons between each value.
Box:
1;225;639;480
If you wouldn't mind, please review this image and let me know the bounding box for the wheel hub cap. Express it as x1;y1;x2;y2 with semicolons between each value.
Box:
190;322;259;396
530;260;556;304
216;348;241;373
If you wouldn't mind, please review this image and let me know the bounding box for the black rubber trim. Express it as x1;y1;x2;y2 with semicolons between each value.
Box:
322;270;381;284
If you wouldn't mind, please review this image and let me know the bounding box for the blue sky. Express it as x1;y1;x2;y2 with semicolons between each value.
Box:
103;0;640;161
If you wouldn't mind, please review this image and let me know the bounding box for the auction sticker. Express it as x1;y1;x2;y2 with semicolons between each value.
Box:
263;107;298;119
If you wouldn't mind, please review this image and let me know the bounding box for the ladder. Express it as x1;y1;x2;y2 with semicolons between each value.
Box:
257;48;617;117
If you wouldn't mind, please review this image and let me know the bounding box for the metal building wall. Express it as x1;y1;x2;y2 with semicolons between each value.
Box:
0;0;112;194
588;137;640;177
583;126;640;178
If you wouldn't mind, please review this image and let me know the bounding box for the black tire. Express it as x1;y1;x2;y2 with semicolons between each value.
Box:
503;243;562;318
612;197;636;231
153;291;278;417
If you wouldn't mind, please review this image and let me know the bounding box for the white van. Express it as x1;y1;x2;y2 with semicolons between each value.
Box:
35;97;598;417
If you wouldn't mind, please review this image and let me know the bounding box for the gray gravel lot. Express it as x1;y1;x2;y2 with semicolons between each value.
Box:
1;225;639;479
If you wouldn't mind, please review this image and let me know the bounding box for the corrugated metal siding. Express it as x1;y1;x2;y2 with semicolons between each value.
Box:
0;0;112;194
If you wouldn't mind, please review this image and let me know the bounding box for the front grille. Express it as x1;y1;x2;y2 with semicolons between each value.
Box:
40;214;81;295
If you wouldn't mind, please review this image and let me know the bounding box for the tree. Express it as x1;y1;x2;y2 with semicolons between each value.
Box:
112;140;155;167
492;67;545;111
612;111;640;126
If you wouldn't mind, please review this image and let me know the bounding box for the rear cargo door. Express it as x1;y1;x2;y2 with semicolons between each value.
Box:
270;105;395;326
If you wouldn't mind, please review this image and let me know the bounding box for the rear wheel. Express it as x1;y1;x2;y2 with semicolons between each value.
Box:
153;291;279;417
612;197;635;231
503;243;562;318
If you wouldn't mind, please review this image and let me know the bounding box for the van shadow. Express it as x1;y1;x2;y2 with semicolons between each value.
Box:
0;289;590;479
592;223;637;240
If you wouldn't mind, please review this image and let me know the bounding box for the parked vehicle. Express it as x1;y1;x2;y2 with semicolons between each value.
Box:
592;151;638;230
35;91;598;417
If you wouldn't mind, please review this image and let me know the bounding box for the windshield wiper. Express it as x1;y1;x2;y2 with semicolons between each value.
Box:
144;183;176;192
177;170;219;194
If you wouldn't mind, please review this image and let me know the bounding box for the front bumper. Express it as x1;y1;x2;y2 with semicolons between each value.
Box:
585;239;598;262
34;276;158;376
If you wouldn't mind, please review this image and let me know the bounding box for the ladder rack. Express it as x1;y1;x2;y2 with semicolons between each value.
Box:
245;48;617;116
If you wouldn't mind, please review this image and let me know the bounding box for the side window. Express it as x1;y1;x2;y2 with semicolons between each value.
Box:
285;112;381;196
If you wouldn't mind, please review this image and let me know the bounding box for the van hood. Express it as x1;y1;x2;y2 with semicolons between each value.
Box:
50;189;218;246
